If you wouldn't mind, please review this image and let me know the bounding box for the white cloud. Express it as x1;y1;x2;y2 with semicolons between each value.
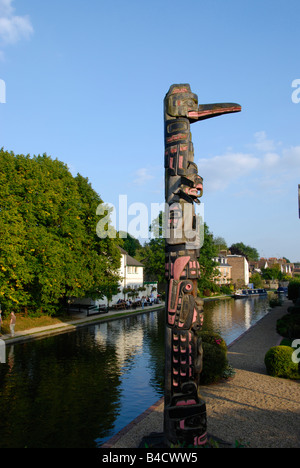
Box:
133;168;154;186
198;152;259;192
0;0;33;45
254;131;276;152
197;131;300;195
262;152;280;168
282;146;300;168
0;0;13;16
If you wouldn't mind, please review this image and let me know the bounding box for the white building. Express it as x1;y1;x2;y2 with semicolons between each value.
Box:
117;247;144;298
70;247;158;309
101;247;158;305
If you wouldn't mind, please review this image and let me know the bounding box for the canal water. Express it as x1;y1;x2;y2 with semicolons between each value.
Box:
0;296;271;448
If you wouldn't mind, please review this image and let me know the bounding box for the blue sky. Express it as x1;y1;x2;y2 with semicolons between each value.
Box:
0;0;300;262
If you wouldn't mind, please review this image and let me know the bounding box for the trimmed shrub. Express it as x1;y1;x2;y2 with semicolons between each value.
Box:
198;331;228;385
276;313;300;339
264;346;300;379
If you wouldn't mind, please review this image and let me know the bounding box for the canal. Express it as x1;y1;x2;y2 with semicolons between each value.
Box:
0;296;271;448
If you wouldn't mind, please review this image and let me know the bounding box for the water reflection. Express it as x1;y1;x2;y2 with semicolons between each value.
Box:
0;297;271;448
0;311;165;448
202;296;270;344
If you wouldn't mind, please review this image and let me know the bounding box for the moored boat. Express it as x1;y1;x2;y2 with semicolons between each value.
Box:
234;288;267;299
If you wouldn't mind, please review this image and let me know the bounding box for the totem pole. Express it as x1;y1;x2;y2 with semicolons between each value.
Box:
164;84;241;447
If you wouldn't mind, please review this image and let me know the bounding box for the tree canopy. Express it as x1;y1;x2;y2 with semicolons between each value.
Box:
0;149;121;315
229;242;259;261
118;231;142;257
197;223;219;294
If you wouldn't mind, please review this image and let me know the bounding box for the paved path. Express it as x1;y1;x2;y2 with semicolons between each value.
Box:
103;300;300;448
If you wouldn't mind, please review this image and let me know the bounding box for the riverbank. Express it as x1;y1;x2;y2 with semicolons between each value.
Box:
0;304;165;344
0;294;234;344
102;299;300;449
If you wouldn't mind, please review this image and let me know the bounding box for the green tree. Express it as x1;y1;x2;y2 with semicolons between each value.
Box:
135;212;166;289
101;275;121;309
197;224;219;295
137;237;165;287
0;149;121;315
118;232;141;257
213;236;227;252
261;265;282;280
250;272;264;288
229;242;259;261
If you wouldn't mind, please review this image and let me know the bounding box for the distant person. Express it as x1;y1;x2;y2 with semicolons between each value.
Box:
10;312;16;337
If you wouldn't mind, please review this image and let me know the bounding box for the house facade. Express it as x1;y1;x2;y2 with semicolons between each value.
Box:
214;250;249;287
73;247;157;308
226;254;249;287
213;255;232;285
119;247;144;291
101;247;158;305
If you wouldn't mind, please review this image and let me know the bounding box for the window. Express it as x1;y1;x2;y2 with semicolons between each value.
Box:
128;266;138;274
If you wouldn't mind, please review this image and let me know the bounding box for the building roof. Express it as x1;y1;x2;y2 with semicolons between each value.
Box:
118;246;144;267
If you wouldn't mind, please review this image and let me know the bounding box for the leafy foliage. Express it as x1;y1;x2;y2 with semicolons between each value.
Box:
229;242;259;261
0;149;121;315
118;231;142;257
264;346;300;379
136;237;165;285
197;224;219;295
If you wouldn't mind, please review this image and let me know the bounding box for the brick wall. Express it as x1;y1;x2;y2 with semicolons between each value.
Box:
226;256;249;286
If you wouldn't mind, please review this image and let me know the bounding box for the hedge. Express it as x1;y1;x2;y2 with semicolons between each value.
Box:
264;346;300;379
276;313;300;339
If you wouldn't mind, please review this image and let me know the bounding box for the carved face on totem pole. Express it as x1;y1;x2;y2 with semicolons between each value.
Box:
164;84;241;447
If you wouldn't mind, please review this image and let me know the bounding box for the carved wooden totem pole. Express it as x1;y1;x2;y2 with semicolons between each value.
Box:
164;84;241;446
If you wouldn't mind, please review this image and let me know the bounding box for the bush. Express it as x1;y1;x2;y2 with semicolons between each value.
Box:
288;279;300;303
276;313;300;339
220;285;233;295
198;331;228;384
203;289;211;297
269;297;282;308
264;346;300;379
199;330;227;351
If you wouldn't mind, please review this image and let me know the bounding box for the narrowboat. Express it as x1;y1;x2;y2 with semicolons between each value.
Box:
234;288;267;299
